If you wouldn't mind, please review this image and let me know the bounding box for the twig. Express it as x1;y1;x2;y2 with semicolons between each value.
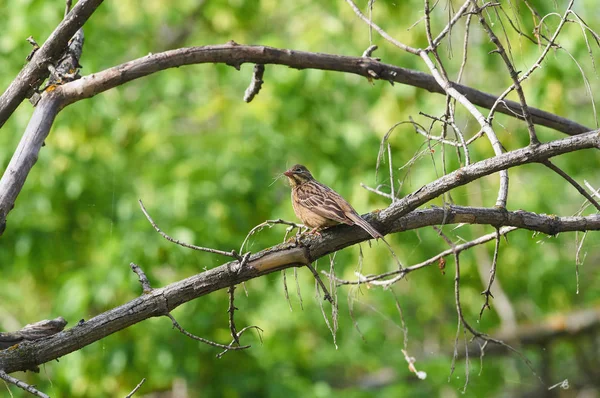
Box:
217;325;263;359
542;160;600;211
391;290;409;350
125;378;146;398
470;0;540;145
430;0;474;49
293;267;304;310
344;0;419;54
138;199;241;259
306;263;333;304
479;228;500;319
130;263;152;294
240;218;302;254
0;371;49;398
0;0;103;128
315;259;338;349
326;226;507;286
282;270;293;311
166;313;250;351
243;64;265;102
489;1;576;125
64;0;73;17
362;44;379;58
227;285;240;344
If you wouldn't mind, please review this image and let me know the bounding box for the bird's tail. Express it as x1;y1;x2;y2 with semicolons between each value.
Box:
349;213;383;240
351;214;404;269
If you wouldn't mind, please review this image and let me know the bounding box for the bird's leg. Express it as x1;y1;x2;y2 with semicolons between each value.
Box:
308;227;322;236
287;225;310;245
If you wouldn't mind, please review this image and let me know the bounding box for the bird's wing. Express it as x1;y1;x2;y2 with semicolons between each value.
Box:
295;182;356;225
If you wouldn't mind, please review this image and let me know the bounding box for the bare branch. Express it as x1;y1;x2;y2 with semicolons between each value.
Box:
138;199;240;259
130;263;153;294
53;44;592;135
0;0;103;128
1;45;594;235
470;0;540;145
0;371;49;398
379;130;599;223
1;201;598;373
227;285;240;345
479;228;501;319
344;0;419;55
125;378;146;398
542;160;600;212
166;313;250;352
243;64;265;103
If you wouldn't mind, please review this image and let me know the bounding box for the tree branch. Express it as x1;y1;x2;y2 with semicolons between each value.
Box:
0;205;598;374
379;129;599;223
0;0;103;128
52;43;591;135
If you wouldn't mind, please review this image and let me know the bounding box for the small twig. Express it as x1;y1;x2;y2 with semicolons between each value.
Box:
315;259;338;349
306;263;333;304
294;267;304;310
240;218;303;254
125;378;146;398
227;285;240;344
542;160;600;211
139;199;240;259
347;290;366;341
25;36;40;62
328;226;518;286
130;263;153;294
243;64;265;102
282;270;293;311
430;0;473;49
387;141;395;201
584;180;600;200
452;252;542;385
362;44;379;58
344;0;420;54
0;371;49;398
391;290;409;350
328;254;339;342
462;327;470;392
360;183;393;199
489;1;576;127
217;325;263;359
479;228;501;319
470;0;540;145
166;313;249;351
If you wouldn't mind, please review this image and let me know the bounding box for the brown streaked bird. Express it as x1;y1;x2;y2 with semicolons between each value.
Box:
284;164;383;240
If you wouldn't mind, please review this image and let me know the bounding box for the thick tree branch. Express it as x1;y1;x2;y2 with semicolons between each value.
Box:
1;206;598;374
1;95;597;237
0;93;62;235
0;0;103;128
54;43;590;135
379;130;600;223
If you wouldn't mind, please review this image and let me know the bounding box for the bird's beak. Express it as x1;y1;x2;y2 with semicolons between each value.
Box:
283;170;293;177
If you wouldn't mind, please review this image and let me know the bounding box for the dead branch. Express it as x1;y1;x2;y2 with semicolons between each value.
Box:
0;0;103;128
1;205;598;374
42;44;593;136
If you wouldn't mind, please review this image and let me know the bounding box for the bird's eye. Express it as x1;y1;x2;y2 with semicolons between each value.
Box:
294;168;302;173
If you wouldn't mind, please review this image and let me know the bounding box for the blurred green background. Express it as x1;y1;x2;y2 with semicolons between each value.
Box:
1;0;599;396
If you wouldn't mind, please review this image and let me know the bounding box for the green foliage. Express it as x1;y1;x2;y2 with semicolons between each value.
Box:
1;0;599;396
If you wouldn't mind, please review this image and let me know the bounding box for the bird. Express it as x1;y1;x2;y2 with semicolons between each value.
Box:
283;164;384;240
